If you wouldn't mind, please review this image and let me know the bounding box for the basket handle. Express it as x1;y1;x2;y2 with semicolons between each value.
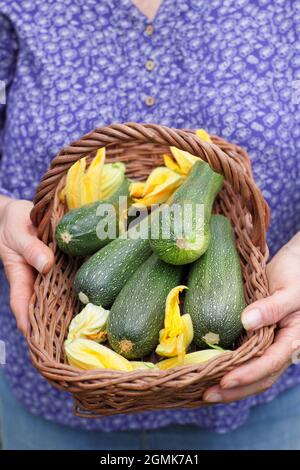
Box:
30;122;270;249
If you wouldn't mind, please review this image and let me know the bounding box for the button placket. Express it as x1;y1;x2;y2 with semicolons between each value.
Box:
145;59;155;71
145;24;154;36
144;24;156;107
145;96;156;106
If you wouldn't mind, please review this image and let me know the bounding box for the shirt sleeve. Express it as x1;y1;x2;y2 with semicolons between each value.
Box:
0;13;18;198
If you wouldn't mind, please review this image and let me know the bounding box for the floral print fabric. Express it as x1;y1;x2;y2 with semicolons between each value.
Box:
0;0;300;433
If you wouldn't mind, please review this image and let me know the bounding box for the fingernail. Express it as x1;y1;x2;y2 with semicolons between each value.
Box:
205;392;222;402
222;380;239;389
35;254;49;273
242;308;262;330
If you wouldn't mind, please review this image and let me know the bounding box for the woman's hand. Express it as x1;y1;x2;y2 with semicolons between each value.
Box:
204;231;300;403
0;198;54;334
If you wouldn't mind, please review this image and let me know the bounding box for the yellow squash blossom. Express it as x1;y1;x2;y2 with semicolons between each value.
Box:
156;286;193;360
81;147;105;204
65;338;133;371
61;148;126;209
163;147;203;177
129;181;146;199
130;167;183;207
67;303;110;343
157;349;227;370
163;129;210;177
63;157;87;210
195;128;211;142
97;162;125;200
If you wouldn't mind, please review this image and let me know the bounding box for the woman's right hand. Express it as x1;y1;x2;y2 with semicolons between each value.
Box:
0;198;54;334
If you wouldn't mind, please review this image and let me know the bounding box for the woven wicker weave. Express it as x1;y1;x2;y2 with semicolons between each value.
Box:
28;123;275;417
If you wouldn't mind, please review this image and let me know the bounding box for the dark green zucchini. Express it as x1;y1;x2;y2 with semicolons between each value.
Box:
107;254;183;359
73;215;152;308
184;214;246;348
55;177;131;256
149;161;224;265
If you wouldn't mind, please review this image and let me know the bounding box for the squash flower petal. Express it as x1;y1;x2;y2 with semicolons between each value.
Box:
195;128;211;142
61;148;126;210
130;167;183;207
66;303;110;343
65;338;133;371
129;181;146;198
156;285;193;359
163;147;203;176
98;162;125;200
157;349;226;370
81;147;106;204
64;157;86;210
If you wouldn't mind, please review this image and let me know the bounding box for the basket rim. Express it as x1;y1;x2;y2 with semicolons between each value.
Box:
30;122;270;250
27;325;275;383
27;122;274;413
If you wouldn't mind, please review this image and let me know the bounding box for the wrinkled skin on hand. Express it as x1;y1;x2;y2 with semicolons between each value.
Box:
0;198;54;334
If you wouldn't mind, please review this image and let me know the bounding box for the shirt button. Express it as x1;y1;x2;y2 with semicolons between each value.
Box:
145;59;155;71
145;24;154;36
145;96;156;106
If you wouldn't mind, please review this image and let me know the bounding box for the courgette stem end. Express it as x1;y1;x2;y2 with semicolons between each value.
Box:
78;291;89;304
61;231;72;244
119;339;133;354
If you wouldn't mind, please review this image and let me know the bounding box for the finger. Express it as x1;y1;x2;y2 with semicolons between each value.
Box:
241;286;300;330
204;369;284;403
14;233;54;273
4;254;35;334
220;321;300;389
1;200;54;273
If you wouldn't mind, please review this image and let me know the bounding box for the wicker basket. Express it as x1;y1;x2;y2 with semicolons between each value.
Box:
28;122;275;417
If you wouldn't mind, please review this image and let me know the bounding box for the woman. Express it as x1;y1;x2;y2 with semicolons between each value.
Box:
0;0;300;450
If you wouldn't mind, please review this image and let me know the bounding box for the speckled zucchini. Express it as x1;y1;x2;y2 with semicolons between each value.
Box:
107;254;183;359
55;177;131;256
184;214;246;348
73;216;152;308
149;161;224;265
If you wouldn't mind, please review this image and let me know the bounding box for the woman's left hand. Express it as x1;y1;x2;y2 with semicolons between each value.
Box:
204;231;300;403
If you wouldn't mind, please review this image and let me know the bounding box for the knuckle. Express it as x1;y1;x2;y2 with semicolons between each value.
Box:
270;357;284;375
263;298;281;324
22;240;38;262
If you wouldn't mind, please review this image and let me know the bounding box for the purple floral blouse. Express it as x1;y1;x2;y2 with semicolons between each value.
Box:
0;0;300;433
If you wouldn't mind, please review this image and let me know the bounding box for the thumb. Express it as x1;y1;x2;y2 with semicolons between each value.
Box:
241;286;300;331
14;233;54;273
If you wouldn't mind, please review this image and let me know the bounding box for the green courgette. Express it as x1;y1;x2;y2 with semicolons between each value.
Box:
149;161;224;265
73;215;152;308
184;214;246;348
107;254;182;359
55;177;131;256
